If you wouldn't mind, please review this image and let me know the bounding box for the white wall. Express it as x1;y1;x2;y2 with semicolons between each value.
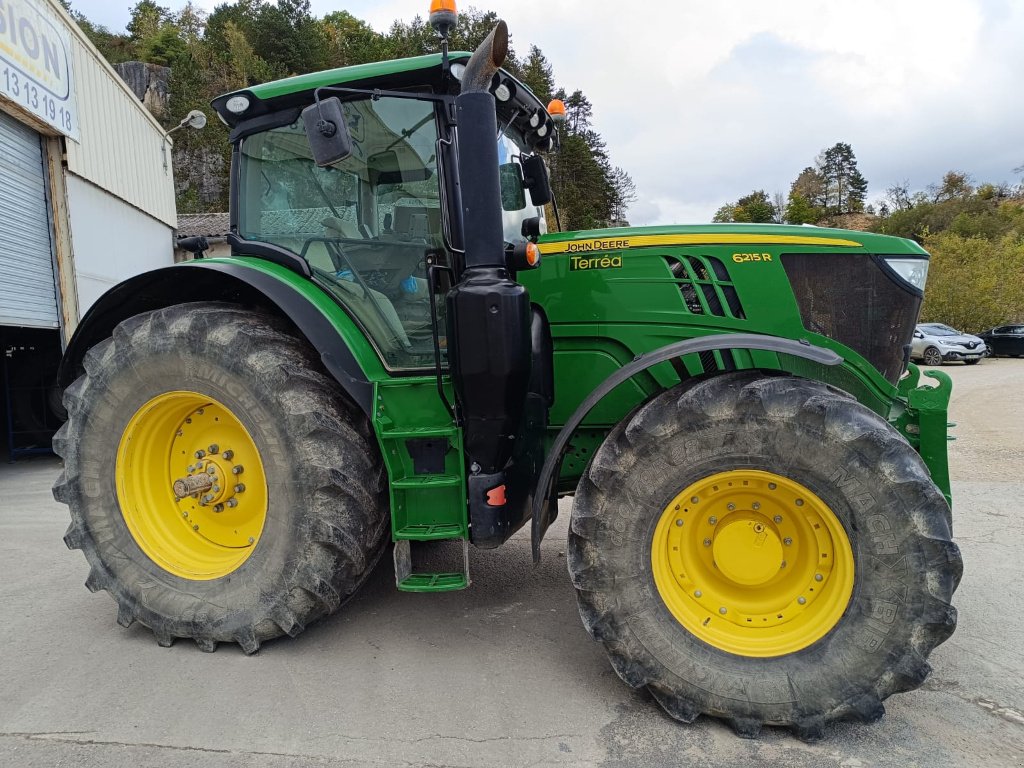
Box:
65;174;174;314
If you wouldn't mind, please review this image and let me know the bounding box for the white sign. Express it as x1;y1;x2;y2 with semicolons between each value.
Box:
0;0;79;141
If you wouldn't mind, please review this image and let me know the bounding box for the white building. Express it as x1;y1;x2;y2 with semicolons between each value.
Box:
1;0;176;458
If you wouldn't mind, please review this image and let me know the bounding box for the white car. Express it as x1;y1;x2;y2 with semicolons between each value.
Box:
911;323;987;365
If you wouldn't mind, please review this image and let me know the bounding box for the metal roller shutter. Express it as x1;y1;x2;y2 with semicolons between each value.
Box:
0;111;59;328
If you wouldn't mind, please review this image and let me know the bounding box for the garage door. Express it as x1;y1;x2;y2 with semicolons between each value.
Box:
0;111;59;328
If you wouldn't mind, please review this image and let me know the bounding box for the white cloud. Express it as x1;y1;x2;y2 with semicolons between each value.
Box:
72;0;1024;222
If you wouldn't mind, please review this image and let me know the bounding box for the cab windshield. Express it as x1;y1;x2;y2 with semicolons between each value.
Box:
237;96;444;370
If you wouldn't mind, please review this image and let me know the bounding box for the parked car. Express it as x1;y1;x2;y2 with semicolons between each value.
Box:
911;323;987;365
977;324;1024;357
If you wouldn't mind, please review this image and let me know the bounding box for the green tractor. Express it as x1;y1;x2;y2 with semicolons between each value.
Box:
53;9;961;740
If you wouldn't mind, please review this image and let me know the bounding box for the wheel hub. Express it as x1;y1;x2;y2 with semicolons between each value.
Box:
117;391;267;580
651;469;855;657
712;518;784;586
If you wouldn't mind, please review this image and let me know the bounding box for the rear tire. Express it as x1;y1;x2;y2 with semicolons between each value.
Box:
53;302;388;653
567;373;961;739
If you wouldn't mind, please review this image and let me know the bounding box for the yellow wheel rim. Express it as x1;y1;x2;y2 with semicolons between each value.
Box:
651;469;854;657
116;391;268;580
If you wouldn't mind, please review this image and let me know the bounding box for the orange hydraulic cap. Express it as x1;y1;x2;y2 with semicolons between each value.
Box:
547;98;566;123
486;485;507;506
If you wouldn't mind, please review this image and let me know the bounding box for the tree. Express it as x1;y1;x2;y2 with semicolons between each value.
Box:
815;142;867;214
714;190;775;223
791;166;826;209
885;181;912;212
520;46;554;103
784;192;819;225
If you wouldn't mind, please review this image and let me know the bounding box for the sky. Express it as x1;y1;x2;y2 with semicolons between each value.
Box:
69;0;1024;225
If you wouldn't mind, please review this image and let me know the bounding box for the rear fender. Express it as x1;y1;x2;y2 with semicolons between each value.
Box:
59;260;378;415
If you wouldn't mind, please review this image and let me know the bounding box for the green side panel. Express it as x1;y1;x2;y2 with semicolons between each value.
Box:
373;377;467;542
521;225;923;491
188;257;388;382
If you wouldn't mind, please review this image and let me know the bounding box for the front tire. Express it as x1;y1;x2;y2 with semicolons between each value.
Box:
922;346;943;366
567;373;961;739
53;303;388;653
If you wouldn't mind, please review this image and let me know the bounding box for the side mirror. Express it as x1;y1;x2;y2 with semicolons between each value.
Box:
521;154;552;206
301;97;352;167
499;162;527;211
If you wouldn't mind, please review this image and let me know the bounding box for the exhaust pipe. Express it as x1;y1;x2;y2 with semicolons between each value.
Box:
446;20;533;475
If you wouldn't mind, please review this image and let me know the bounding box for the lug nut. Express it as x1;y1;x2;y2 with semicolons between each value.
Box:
675;519;683;527
194;449;205;459
795;499;804;507
708;516;718;525
222;450;233;460
212;485;220;493
208;444;219;454
774;515;783;523
227;499;238;508
752;502;760;510
232;465;244;475
703;538;712;547
768;482;777;490
719;607;728;615
691;496;699;504
784;537;793;546
815;573;823;582
207;466;217;475
726;503;736;511
234;483;245;493
797;596;807;605
201;494;214;504
248;537;255;544
694;590;702;598
213;504;224;513
193;524;199;531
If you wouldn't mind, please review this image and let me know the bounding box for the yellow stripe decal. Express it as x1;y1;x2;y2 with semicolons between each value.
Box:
537;233;862;255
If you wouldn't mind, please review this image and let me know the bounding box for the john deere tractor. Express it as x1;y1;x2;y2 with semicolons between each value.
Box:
53;6;961;739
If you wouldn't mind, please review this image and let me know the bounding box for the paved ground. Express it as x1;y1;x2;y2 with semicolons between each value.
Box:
1;360;1022;767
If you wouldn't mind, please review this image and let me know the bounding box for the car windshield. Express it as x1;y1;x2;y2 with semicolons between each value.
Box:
922;324;960;336
237;96;445;370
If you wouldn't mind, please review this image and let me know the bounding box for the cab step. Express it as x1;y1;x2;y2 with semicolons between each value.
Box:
393;539;470;593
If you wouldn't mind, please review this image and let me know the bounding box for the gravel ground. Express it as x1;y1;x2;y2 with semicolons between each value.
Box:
1;359;1021;767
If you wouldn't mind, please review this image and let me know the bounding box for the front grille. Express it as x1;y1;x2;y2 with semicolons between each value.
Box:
782;253;922;384
665;255;746;319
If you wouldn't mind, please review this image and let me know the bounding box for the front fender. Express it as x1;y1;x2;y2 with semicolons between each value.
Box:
530;333;843;562
59;259;383;415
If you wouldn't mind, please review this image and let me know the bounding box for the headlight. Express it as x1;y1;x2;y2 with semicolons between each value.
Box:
225;95;251;114
881;256;929;293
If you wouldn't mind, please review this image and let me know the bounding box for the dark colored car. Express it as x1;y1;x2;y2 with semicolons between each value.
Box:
977;325;1024;357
